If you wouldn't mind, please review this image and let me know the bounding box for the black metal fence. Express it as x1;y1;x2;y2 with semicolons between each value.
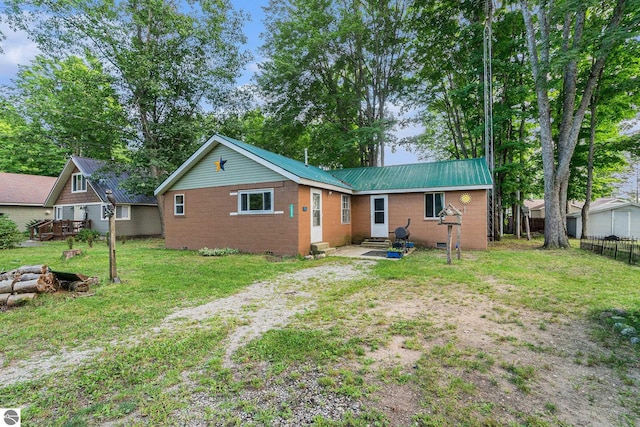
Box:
580;236;640;266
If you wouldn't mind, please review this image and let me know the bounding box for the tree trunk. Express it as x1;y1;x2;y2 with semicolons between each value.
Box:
520;0;626;249
582;75;601;239
0;280;12;294
37;273;60;293
7;293;37;307
13;279;39;294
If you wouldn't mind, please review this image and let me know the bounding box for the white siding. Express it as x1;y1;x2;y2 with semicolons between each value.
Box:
169;145;284;191
581;205;640;238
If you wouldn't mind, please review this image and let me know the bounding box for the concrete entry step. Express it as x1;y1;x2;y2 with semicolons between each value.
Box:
360;238;392;249
311;242;336;255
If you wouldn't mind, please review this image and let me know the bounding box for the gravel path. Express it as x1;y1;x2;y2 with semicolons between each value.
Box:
156;260;374;367
0;260;375;387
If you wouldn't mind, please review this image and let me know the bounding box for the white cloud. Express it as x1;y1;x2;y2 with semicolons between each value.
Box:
0;23;40;84
246;59;263;73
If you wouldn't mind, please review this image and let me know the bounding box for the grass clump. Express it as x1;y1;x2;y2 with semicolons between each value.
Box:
198;246;240;256
237;328;363;365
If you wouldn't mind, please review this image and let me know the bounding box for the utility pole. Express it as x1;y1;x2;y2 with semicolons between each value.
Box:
484;0;495;241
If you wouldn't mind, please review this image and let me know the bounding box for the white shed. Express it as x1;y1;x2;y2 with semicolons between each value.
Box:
567;200;640;239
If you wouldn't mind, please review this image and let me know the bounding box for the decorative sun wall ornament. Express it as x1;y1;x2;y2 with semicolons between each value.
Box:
215;157;227;172
460;193;472;205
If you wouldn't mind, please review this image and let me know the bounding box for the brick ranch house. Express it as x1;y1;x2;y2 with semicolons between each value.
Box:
154;134;493;256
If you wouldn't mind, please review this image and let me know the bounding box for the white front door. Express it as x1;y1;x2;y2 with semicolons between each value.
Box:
74;205;84;221
370;195;389;238
311;189;323;243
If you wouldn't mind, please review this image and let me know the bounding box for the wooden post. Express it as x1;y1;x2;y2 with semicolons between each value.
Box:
456;224;461;260
524;212;531;240
446;224;453;264
106;190;121;283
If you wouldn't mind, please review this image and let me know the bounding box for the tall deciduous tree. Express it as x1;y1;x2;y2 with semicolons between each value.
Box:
6;0;248;179
259;0;413;167
6;0;249;232
10;54;128;160
408;0;537;239
519;0;638;248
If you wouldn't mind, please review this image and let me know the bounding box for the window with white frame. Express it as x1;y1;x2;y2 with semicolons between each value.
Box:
72;173;87;193
239;189;273;214
341;195;351;224
174;194;185;215
425;192;445;219
54;206;63;220
101;204;130;220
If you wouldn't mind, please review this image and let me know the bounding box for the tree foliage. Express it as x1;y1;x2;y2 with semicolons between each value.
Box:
259;0;414;168
11;54;128;160
0;97;67;175
408;0;539;238
4;0;249;194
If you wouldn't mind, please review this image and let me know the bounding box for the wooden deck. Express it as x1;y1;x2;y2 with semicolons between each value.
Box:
31;220;92;241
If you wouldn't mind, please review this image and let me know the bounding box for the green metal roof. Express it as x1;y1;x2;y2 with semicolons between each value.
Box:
156;134;492;196
217;135;352;190
329;158;493;192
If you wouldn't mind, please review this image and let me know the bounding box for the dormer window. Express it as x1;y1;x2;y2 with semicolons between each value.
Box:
72;173;87;193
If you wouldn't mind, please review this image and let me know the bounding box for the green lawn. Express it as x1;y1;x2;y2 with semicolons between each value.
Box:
0;238;638;426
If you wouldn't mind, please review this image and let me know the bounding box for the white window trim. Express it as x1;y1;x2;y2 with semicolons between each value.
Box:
341;194;351;224
101;204;131;221
54;206;63;220
174;194;185;216
424;192;445;220
238;189;274;214
71;173;87;193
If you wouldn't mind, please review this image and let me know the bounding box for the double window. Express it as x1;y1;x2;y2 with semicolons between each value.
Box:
425;192;444;219
72;173;87;193
341;195;351;224
101;204;130;220
239;189;273;214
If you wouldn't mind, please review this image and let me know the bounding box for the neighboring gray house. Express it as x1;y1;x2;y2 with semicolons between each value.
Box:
0;172;57;231
44;157;162;237
567;198;640;239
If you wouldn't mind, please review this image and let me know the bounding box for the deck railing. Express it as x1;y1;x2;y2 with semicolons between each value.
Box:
31;220;92;241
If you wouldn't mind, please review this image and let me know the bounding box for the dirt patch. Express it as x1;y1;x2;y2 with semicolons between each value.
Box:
356;283;639;426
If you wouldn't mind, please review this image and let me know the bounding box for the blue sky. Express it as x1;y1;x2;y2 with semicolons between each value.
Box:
0;0;421;164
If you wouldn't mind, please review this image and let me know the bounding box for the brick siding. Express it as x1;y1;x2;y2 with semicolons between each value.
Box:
163;180;300;255
351;190;488;250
